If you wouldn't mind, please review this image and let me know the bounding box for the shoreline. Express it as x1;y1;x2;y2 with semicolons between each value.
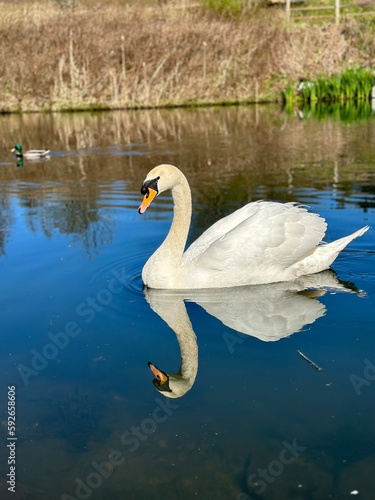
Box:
0;97;278;115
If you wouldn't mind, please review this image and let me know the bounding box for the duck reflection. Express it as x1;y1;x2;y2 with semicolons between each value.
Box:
145;270;362;399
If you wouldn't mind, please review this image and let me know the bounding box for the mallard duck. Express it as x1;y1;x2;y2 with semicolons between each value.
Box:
11;144;50;160
138;164;369;289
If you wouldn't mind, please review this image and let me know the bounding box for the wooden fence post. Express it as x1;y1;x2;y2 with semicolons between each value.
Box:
286;0;291;21
335;0;340;24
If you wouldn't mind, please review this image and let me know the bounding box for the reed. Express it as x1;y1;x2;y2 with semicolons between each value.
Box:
284;68;375;105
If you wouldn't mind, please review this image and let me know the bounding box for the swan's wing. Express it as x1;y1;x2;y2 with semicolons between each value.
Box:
183;201;264;261
182;201;327;282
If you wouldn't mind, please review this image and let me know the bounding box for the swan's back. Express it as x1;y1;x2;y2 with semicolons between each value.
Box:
180;201;327;287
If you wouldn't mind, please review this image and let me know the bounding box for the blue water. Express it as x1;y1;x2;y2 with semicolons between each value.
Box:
0;107;374;500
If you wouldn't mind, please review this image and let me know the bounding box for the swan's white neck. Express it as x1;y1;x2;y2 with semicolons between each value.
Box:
143;171;192;288
166;179;192;258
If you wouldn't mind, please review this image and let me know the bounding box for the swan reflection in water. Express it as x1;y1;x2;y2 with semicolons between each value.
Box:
144;270;363;399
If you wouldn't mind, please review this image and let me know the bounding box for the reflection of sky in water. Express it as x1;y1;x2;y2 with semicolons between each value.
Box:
0;106;374;499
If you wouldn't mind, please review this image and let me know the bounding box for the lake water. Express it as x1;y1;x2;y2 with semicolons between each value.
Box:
0;105;374;500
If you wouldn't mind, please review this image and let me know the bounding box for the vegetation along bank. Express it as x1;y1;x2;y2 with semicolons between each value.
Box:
1;0;375;113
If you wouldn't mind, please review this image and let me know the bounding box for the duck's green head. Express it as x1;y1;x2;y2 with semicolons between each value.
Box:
11;144;22;154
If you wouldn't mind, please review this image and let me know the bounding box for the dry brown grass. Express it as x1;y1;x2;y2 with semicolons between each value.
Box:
0;1;374;112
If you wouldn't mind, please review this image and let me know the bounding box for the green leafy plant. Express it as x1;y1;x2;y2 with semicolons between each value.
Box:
283;68;375;105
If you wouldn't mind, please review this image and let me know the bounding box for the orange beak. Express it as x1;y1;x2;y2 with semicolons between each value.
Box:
148;362;168;384
138;188;158;214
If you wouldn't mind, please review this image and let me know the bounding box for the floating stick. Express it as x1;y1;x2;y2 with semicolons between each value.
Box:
297;350;323;371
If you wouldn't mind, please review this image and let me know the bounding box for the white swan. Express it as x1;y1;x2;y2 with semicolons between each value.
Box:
138;164;369;289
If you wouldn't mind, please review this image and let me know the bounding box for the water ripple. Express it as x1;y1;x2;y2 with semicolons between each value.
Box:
89;252;148;297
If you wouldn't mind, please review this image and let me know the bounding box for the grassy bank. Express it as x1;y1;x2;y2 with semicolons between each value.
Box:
1;0;375;112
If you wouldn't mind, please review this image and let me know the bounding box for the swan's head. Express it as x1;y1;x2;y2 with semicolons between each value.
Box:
148;361;193;399
138;164;184;214
148;361;171;391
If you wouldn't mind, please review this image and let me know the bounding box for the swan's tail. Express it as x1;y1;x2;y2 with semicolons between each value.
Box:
326;225;370;253
290;225;370;276
315;225;370;269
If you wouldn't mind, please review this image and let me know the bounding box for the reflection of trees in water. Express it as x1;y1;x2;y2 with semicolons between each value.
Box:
19;188;112;257
1;106;375;185
0;197;13;256
334;183;375;211
0;106;374;254
359;185;375;211
62;200;113;257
